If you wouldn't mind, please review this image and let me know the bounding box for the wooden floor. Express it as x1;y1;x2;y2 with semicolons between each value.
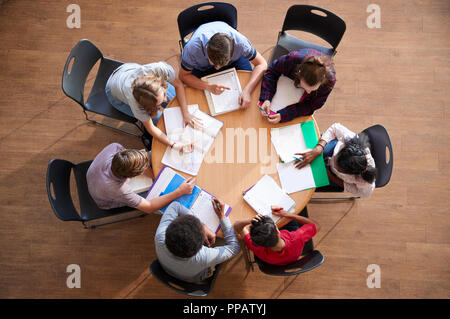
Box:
0;0;449;299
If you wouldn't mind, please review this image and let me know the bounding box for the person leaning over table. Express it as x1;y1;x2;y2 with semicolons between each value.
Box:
105;61;201;151
295;123;377;198
155;198;240;283
178;21;268;109
233;206;320;266
259;48;336;124
86;143;196;214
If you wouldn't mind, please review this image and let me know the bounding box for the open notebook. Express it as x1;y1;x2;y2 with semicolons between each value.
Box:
271;120;329;194
202;68;242;116
243;174;296;224
270;75;305;113
161;104;223;176
146;166;231;234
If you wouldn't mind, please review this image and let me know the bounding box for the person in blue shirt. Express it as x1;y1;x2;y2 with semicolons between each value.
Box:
179;21;267;109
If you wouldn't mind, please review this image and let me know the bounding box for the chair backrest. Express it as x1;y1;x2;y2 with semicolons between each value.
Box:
255;250;324;276
46;159;82;222
150;259;220;297
281;5;346;50
62;39;103;107
361;125;393;188
177;2;237;48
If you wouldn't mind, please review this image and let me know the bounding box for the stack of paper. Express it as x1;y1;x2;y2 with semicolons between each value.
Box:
243;174;296;223
202;68;242;116
161;104;223;176
128;174;153;194
271;120;329;194
146;166;231;234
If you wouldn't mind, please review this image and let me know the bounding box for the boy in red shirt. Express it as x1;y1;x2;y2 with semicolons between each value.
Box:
233;206;320;266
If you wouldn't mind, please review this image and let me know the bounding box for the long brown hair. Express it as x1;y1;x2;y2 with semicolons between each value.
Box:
293;55;334;89
132;74;168;117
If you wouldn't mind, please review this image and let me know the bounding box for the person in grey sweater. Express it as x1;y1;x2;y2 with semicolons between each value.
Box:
154;199;240;283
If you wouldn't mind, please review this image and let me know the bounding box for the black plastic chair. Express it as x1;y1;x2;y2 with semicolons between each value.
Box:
62;39;144;137
246;206;324;276
177;2;237;52
312;124;394;200
46;159;147;229
150;260;221;297
269;5;346;64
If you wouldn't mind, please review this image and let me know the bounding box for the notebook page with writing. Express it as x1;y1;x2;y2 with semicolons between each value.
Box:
270;75;305;113
203;68;242;115
243;175;295;223
189;191;231;234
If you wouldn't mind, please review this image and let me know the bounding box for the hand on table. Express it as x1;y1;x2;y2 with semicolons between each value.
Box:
294;148;321;169
172;142;195;154
183;112;203;129
238;90;251;109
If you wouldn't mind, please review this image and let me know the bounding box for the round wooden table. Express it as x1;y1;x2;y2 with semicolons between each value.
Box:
151;71;319;232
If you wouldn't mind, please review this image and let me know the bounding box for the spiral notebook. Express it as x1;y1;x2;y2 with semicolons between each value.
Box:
243;175;296;223
146;166;231;234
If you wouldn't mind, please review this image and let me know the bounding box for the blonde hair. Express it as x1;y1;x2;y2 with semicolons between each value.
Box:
132;74;168;117
294;55;334;89
111;149;150;179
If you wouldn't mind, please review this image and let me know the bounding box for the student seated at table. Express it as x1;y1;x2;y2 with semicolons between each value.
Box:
233;206;320;266
295;123;377;198
86;143;195;213
259;49;336;124
105;61;201;151
179;21;268;109
155;199;240;283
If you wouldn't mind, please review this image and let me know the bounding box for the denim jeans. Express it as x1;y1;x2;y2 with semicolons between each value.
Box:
105;74;176;126
191;56;253;78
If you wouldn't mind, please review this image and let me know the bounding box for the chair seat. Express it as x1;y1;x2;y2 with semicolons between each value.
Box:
255;250;324;276
85;91;137;124
150;259;220;297
270;32;335;63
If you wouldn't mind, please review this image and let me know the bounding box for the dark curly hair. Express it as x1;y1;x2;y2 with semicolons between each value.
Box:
165;215;204;258
249;216;279;247
336;133;377;184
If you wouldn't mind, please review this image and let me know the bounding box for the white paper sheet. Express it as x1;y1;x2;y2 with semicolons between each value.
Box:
271;123;310;163
243;175;296;223
270;75;305;112
277;161;316;194
127;174;153;194
190;191;231;234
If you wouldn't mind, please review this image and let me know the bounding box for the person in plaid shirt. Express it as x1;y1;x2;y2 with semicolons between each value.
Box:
259;49;336;123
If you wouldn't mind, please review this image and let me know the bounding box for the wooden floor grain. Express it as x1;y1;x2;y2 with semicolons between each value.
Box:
0;0;449;299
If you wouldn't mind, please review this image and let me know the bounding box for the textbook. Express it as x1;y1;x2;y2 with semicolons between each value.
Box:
243;174;296;224
202;68;242;116
128;174;153;194
271;120;329;194
146;166;232;234
269;75;305;113
161;104;223;176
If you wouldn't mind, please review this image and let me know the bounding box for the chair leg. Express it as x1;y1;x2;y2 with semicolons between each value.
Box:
83;110;142;137
311;196;360;200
